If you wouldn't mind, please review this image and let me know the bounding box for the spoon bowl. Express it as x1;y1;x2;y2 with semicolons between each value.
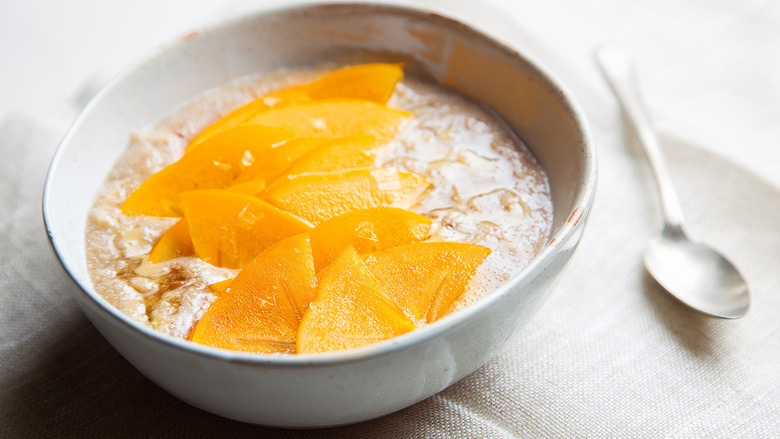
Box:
596;44;750;319
643;227;750;318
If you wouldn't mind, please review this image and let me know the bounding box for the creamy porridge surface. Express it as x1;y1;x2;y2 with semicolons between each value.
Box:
86;65;553;339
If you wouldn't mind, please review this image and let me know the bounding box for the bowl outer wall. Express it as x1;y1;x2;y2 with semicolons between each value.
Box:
42;3;596;427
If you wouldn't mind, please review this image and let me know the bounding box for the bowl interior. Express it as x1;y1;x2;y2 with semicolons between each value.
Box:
44;3;594;359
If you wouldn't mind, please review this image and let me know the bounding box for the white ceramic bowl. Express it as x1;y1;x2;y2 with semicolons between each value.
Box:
43;2;595;427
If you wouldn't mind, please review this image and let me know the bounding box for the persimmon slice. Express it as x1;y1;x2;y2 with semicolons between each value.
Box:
180;190;311;269
232;137;329;185
265;169;429;226
121;125;293;217
187;63;403;149
289;63;403;102
297;247;415;354
147;219;192;263
243;99;409;144
208;278;233;296
224;179;266;196
186;91;307;150
147;180;267;263
190;233;317;354
309;207;432;272
278;135;379;180
363;242;491;324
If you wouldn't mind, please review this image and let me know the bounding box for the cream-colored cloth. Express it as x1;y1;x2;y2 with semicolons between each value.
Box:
2;5;780;439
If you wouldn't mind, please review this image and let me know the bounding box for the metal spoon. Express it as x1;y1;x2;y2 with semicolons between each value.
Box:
595;44;750;319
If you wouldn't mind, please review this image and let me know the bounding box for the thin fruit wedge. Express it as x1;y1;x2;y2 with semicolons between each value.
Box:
186;90;307;150
279;135;379;180
227;233;318;317
309;207;432;272
242;99;410;144
208;278;233;296
148;219;193;263
147;180;267;263
122;125;293;217
265;168;430;226
232;138;328;184
180;190;310;269
187;63;403;149
224;179;266;196
363;242;491;324
284;63;402;103
190;234;317;354
297;247;416;354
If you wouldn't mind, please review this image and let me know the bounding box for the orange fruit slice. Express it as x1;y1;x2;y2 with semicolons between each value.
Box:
148;219;193;263
180;190;311;269
309;207;432;272
208;278;233;296
243;99;409;144
190;233;317;354
186;92;306;150
121;125;293;217
288;63;403;102
187;63;403;149
278;135;379;180
265;168;430;226
297;247;415;354
232;138;328;185
147;180;268;263
224;179;266;196
363;242;491;324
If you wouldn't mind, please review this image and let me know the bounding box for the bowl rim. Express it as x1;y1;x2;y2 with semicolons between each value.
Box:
43;1;597;368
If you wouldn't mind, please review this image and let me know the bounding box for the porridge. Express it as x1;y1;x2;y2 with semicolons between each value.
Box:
85;63;552;353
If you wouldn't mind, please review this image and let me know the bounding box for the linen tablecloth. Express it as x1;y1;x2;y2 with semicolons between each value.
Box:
2;0;779;437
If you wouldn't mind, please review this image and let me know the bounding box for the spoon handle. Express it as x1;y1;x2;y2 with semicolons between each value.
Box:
595;45;686;233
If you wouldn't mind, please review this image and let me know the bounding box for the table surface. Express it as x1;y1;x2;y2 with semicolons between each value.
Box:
2;0;779;437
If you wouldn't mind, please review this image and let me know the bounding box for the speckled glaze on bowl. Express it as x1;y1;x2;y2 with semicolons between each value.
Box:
43;2;596;427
